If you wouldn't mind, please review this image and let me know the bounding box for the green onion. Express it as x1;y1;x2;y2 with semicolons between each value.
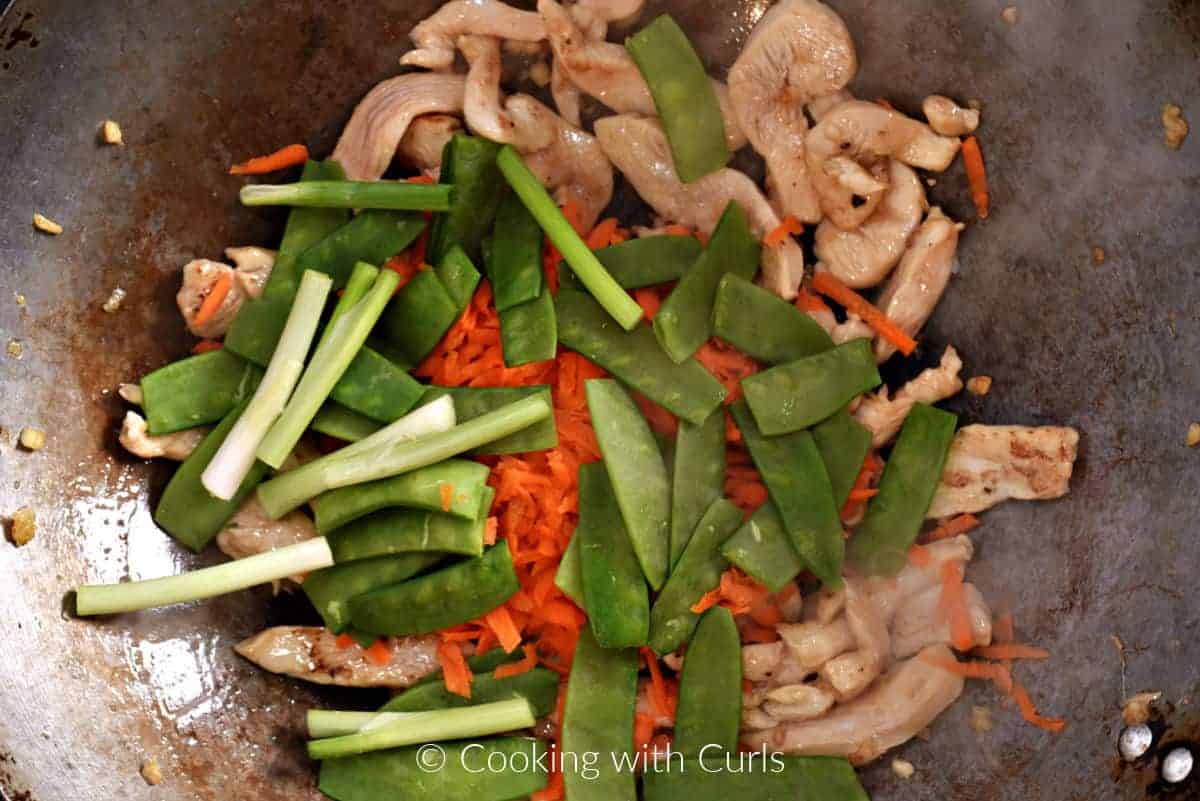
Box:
240;181;453;211
74;537;334;616
496;146;643;330
201;270;331;500
307;710;380;739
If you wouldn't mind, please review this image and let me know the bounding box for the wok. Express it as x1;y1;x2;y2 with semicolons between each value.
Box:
1;0;1198;799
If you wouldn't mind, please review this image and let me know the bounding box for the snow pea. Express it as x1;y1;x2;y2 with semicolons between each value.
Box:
225;160;349;366
643;755;868;801
554;534;587;609
719;502;803;592
348;541;520;636
311;459;492;533
319;737;548;801
578;463;650;648
654;202;759;363
303;553;444;633
712;274;834;364
848;403;957;576
382;666;559;717
377;269;460;365
153;400;268;551
499;289;557;367
729;401;843;588
327;488;494;561
421;385;558;455
625;15;729;182
488;191;544;311
673;606;741;756
586;379;672;590
648;499;742;655
311;402;383;443
559;235;704;290
140;348;262;434
562;628;639;801
812;410;874;509
427;134;506;265
328;345;426;424
435;244;483;310
295;210;425;289
741;339;881;435
669;408;726;568
557;289;727;425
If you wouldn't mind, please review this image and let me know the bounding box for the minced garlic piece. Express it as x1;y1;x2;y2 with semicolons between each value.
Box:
140;758;163;786
529;60;551;87
966;376;993;396
18;428;45;451
6;339;22;358
1187;422;1200;448
102;286;127;313
101;120;124;145
32;213;63;235
971;704;994;732
14;293;25;307
1163;104;1189;150
10;507;36;546
891;758;915;779
1091;246;1106;265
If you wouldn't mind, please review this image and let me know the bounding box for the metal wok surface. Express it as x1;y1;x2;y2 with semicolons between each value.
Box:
1;1;1198;799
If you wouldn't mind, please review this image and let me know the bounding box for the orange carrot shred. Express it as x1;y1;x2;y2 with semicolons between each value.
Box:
993;610;1015;644
939;560;976;651
364;639;393;667
532;769;565;801
810;271;918;356
741;624;780;643
439;483;455;512
663;224;692;237
228;143;309;175
633;713;657;754
586;217;621;250
191;339;223;355
923;652;1013;693
795;288;833;315
907;543;933;567
846;488;879;502
641;648;676;720
406;174;437;184
494;644;540;678
334;633;356;649
192;272;233;330
764;216;803;247
484;516;499;546
436;641;474;699
973;644;1051;661
961;135;990;220
924;513;981;543
485;606;523;654
1009;679;1067;732
691;587;721;614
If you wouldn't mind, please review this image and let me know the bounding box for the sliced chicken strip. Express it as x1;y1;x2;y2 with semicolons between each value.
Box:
729;0;857;223
807;100;960;229
401;0;547;71
595;114;805;297
216;496;317;564
929;425;1079;518
891;582;992;659
873;207;962;361
177;259;243;338
922;95;980;137
778;617;855;672
236;626;440;688
743;644;964;763
807;89;853;122
809;586;846;624
224;247;275;299
815;160;926;288
761;683;837;722
539;0;747;150
549;1;620;126
863;534;975;625
332;73;466;181
577;0;645;25
551;59;584;127
507;94;613;230
830;313;874;345
398;114;463;174
818;579;890;701
460;35;516;144
855;345;963;447
119;411;207;461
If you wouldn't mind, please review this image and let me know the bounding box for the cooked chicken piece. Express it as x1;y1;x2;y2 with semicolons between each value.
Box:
539;0;747;150
863;535;975;624
506;94;613;230
398;114;463;174
743;706;780;730
595;114;805;297
855;346;963;447
177;259;242;338
577;0;644;25
551;60;583;127
891;582;992;659
744;641;787;682
761;683;837;722
216;496;317;567
332;73;466;181
742;644;964;763
818;579;890;701
778;617;855;672
236;626;440;688
401;0;547;71
815;161;927;288
922;95;980;137
729;0;857;223
830;313;874;345
119;411;207;461
810;586;846;623
928;425;1079;518
459;35;516;144
873;207;961;361
807;100;960;229
823;156;888;196
807;89;854;122
224;246;275;299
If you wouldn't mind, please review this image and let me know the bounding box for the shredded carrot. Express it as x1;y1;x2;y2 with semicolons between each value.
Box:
974;644;1051;661
439;483;455;512
191;338;223;355
764;216;804;247
923;652;1013;694
845;488;879;502
532;769;565;801
641;648;677;720
907;543;933;567
923;513;981;543
586;217;625;250
741;624;780;643
406;173;437;184
663;224;692;237
691;587;722;614
485;606;524;654
939;560;976;651
484;516;499;546
384;229;430;288
840;451;884;520
634;287;663;320
993;610;1015;644
749;603;784;627
228;143;309;175
364;639;393;667
334;633;356;649
1008;679;1067;732
695;339;759;403
694;230;710;247
810;271;918;356
192;272;233;330
795;287;833;315
961;135;990;220
436;641;473;699
633;713;657;754
494;644;540;679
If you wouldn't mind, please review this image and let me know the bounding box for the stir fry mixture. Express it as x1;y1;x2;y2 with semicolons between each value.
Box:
82;1;1081;798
